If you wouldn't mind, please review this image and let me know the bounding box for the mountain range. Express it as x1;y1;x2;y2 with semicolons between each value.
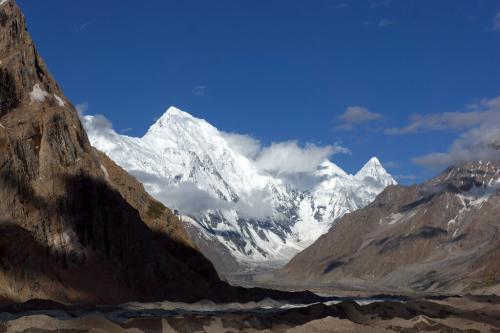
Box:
83;106;396;275
272;160;500;294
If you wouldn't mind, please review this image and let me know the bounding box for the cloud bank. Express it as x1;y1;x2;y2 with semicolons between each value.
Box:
220;132;262;160
130;170;275;219
255;141;348;174
81;107;350;217
402;96;500;169
221;132;349;175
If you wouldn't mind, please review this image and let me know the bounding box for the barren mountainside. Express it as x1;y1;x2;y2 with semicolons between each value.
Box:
274;160;500;294
0;0;230;305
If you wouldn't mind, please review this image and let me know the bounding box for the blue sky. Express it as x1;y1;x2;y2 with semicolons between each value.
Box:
18;0;500;183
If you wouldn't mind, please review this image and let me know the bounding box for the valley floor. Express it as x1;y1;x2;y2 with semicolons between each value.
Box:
1;295;499;332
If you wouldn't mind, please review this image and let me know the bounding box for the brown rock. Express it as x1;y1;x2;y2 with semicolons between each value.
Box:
0;0;226;305
274;161;500;295
0;0;322;307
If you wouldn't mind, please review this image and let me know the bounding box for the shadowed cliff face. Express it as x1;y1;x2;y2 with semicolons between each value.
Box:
0;1;322;306
0;0;227;305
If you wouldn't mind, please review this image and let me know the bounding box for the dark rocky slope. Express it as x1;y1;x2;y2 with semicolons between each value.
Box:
273;161;500;294
0;0;229;305
0;0;319;306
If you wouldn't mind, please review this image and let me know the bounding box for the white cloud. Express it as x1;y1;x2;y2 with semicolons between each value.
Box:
385;109;492;135
234;189;274;220
412;96;500;169
337;106;383;130
255;141;349;175
81;105;350;218
340;106;383;124
157;181;232;215
222;132;350;176
81;114;114;138
75;102;89;117
165;183;274;219
129;171;274;219
220;132;262;159
78;103;116;139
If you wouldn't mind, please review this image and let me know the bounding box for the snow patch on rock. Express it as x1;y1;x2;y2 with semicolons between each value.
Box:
30;84;49;103
54;94;65;107
100;165;109;180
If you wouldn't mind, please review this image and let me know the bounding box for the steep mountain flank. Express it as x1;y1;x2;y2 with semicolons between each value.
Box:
94;149;195;250
275;161;500;294
0;0;228;305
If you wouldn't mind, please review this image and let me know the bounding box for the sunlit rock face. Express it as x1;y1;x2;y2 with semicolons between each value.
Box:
275;160;500;295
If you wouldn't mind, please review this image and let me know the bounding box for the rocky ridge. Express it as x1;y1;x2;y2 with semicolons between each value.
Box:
272;160;500;294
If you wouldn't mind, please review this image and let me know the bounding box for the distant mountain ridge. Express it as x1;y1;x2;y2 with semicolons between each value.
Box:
84;106;396;274
272;160;500;294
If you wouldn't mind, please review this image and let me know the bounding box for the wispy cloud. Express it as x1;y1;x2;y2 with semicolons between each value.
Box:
74;21;92;34
493;11;500;31
329;3;349;9
378;18;394;27
385;109;492;135
75;102;88;117
370;0;391;8
336;106;383;131
383;161;399;169
121;128;133;134
394;174;417;181
410;96;500;169
192;85;207;97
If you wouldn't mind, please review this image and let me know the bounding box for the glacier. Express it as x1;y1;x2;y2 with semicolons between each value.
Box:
83;106;396;274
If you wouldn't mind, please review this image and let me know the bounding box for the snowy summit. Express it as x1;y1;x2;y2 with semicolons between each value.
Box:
83;106;396;273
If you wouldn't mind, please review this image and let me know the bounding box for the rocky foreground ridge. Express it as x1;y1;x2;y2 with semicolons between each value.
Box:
0;0;317;306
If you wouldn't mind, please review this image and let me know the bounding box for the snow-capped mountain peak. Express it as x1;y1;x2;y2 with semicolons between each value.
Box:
355;156;396;187
316;159;349;178
146;106;210;136
84;106;396;274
